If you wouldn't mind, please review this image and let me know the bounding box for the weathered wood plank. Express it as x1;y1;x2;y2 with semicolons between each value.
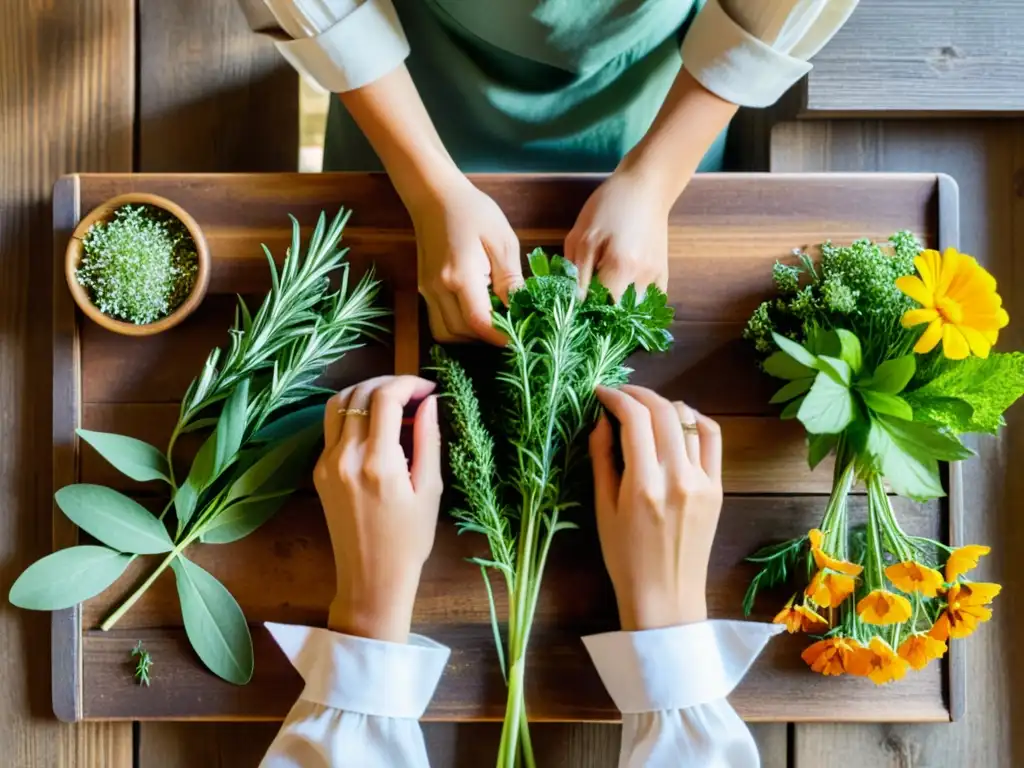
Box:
803;0;1024;114
137;0;298;172
773;120;1024;766
79;496;944;722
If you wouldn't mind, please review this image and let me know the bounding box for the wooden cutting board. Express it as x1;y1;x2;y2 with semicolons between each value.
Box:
51;172;962;723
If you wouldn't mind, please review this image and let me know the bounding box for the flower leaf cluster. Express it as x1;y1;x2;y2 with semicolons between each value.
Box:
77;204;199;325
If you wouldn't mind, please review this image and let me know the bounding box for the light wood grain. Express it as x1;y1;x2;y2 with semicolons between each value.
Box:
803;0;1024;114
137;0;298;172
1;1;134;766
773;120;1024;766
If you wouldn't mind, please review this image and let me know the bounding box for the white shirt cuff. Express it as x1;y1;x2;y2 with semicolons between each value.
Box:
682;0;857;108
582;620;783;713
270;0;410;92
266;622;450;718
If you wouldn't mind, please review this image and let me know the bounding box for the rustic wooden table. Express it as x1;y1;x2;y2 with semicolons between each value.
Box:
52;172;960;725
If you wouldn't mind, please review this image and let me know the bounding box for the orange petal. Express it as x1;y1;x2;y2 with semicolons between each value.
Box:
896;275;934;308
914;317;944;354
960;582;1001;605
941;324;970;360
808;529;824;550
944;545;991;581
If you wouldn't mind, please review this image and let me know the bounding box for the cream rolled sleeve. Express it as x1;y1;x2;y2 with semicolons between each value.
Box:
682;0;859;108
239;0;410;93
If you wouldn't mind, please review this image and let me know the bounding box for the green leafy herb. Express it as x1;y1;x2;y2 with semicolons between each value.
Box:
131;641;153;687
742;536;808;616
434;249;673;767
10;209;386;685
77;204;198;325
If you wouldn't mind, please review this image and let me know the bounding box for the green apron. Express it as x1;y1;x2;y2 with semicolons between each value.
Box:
323;0;726;173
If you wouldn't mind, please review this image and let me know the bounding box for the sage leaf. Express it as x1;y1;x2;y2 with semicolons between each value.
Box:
55;484;173;554
861;355;916;395
835;329;863;374
253;404;324;443
171;556;253;684
214;377;249;473
771;332;818;369
9;546;131;610
770;377;813;404
199;491;291;544
860;389;914;420
76;429;170;484
224;425;320;504
797;372;855;434
175;431;217;530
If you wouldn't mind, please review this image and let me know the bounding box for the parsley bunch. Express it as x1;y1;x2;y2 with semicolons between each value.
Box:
433;250;673;768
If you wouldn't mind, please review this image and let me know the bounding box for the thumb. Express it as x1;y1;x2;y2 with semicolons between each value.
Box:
589;412;619;514
411;395;442;497
487;236;524;305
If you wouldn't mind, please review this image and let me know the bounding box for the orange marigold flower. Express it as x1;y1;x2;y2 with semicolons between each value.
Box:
944;545;991;582
858;637;911;685
857;589;913;625
898;633;948;670
806;569;857;608
930;582;1001;640
802;636;865;677
808;528;863;576
897;247;1009;360
773;597;830;634
885;560;945;598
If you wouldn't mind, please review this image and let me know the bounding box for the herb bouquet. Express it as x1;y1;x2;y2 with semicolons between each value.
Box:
10;209;386;684
743;235;1024;683
433;250;673;768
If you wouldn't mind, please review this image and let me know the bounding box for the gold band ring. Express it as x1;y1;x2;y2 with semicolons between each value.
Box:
681;422;699;435
339;407;370;417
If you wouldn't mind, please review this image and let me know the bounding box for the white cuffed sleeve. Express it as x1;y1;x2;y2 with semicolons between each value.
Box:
682;0;859;107
259;623;450;768
583;620;784;768
237;0;410;92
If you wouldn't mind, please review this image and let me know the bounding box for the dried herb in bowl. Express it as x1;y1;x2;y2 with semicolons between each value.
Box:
76;203;199;325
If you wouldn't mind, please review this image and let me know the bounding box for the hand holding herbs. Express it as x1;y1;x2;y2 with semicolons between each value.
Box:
433;249;673;768
316;376;442;643
10;209;386;684
590;386;722;631
77;204;198;325
743;236;1023;684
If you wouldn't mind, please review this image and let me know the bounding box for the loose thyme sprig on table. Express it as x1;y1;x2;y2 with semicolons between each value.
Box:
433;249;673;768
77;204;198;325
131;641;153;687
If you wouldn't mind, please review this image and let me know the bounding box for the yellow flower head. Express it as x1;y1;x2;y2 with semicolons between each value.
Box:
898;632;948;670
808;529;863;576
945;544;991;582
930;581;1002;640
802;636;864;677
806;569;858;608
773;596;830;634
897;247;1008;359
885;560;945;598
856;589;913;625
857;637;911;685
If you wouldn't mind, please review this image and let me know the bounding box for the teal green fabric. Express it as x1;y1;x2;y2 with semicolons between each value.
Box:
323;0;727;173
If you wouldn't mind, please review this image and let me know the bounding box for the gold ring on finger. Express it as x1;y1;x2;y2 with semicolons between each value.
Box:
681;422;699;434
339;408;370;417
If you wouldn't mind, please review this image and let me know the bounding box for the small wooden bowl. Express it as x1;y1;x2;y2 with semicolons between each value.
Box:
66;192;210;336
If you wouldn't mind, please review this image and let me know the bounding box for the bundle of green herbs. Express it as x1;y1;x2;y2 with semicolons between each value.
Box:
11;209;386;684
77;204;199;324
433;250;674;768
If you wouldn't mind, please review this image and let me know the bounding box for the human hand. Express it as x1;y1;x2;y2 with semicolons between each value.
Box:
565;169;674;301
314;376;442;643
410;173;523;345
589;385;722;631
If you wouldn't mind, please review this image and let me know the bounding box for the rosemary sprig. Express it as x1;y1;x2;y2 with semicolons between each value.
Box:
131;640;152;687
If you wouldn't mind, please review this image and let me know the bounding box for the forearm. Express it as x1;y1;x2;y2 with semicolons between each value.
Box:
616;69;738;210
340;67;461;206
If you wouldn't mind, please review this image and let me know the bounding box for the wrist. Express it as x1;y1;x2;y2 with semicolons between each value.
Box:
388;147;465;211
328;579;419;643
611;154;688;218
616;587;708;632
